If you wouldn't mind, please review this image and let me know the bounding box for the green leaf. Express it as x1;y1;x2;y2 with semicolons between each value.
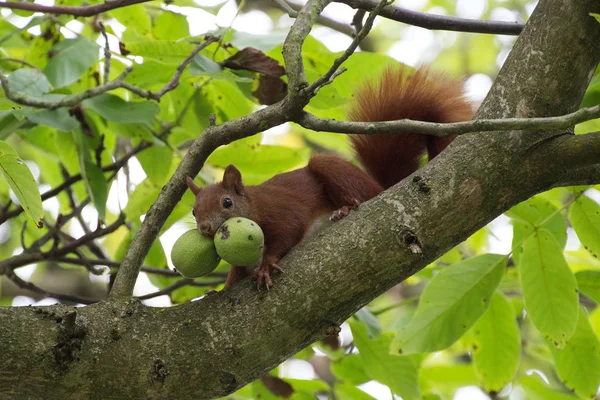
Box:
0;111;27;140
334;383;376;400
207;142;309;177
467;291;521;392
6;68;51;96
508;196;567;264
576;270;600;304
0;140;43;227
124;178;161;220
349;321;420;400
43;37;99;88
72;131;108;220
354;307;382;338
420;365;478;395
153;11;189;40
82;94;159;125
570;195;600;258
331;354;370;385
519;228;578;347
136;145;173;186
111;5;151;36
27;108;78;132
519;374;579;400
550;307;600;399
123;39;195;59
590;13;600;23
390;254;505;355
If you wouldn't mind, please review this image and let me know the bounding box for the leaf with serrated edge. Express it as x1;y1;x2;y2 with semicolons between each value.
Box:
390;254;505;355
468;291;521;392
520;228;578;347
0;140;43;227
570;195;600;259
550;306;600;399
349;321;420;400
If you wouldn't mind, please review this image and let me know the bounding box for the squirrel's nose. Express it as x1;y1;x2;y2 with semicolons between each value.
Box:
199;222;214;237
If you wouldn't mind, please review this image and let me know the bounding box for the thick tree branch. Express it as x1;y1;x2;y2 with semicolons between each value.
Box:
1;1;598;399
338;0;524;35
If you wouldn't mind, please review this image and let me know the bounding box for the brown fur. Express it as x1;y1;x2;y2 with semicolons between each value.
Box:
349;66;473;189
189;66;472;288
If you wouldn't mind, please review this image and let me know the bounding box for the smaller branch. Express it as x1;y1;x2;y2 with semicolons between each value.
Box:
99;22;111;85
0;37;217;109
0;0;151;17
3;267;100;304
294;104;600;137
51;256;228;279
271;0;298;17
0;141;151;224
351;9;366;34
305;0;388;95
339;0;524;35
135;278;223;300
0;57;38;70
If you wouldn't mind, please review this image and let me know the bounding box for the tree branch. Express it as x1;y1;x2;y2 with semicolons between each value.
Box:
338;0;524;35
294;105;600;136
1;1;599;399
0;37;217;109
0;0;151;17
108;0;332;301
305;0;388;95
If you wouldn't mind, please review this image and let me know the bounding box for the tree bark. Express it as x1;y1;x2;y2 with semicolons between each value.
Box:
1;0;599;399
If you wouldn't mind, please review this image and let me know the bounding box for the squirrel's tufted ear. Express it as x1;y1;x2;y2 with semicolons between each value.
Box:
222;165;244;196
186;176;202;195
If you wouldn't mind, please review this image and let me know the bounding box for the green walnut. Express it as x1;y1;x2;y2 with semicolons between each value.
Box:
214;218;265;266
171;229;221;278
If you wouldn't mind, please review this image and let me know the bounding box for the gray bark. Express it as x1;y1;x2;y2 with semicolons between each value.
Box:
1;0;599;399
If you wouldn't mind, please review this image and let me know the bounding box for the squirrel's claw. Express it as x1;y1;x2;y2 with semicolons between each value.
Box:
253;262;282;289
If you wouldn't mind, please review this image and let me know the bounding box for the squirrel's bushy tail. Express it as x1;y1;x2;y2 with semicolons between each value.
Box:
349;67;473;189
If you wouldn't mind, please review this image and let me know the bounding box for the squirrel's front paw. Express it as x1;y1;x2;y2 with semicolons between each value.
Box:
253;263;283;289
330;199;361;221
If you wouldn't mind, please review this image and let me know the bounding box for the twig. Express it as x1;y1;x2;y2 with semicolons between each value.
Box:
271;0;298;18
0;57;39;70
0;37;217;109
50;256;229;279
135;279;223;300
3;267;100;304
98;22;111;85
351;9;366;34
294;104;600;137
0;0;151;17
306;0;388;96
339;0;524;35
0;141;151;224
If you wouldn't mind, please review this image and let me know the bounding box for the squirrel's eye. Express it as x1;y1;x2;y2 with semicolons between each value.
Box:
222;197;233;209
192;209;195;217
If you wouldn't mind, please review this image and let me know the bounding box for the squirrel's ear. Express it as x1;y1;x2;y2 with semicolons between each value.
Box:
223;165;244;195
186;176;202;195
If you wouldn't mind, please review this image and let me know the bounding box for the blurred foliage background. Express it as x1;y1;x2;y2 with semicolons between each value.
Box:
1;0;600;398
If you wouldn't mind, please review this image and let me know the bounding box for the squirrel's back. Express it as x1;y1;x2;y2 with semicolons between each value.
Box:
349;67;473;189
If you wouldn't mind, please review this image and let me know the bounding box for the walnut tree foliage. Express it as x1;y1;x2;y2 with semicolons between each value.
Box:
0;0;600;399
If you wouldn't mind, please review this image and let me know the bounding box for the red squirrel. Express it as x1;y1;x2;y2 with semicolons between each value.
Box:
186;66;473;288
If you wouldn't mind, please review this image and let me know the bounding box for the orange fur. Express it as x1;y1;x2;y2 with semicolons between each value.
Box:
349;66;473;189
